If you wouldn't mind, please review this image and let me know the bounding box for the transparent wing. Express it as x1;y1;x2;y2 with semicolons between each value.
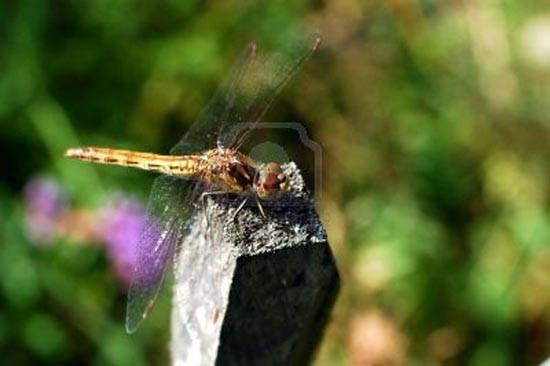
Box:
169;43;257;155
170;32;321;155
125;175;192;333
220;32;321;149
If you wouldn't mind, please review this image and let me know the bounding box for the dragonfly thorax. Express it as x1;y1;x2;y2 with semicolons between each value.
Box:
199;148;257;193
200;149;288;200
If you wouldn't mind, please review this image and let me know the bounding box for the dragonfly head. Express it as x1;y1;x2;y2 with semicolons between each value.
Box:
254;162;289;200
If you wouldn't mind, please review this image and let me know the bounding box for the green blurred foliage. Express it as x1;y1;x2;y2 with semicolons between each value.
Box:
1;0;549;365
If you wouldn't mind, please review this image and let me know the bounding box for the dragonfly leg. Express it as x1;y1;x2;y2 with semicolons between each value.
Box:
254;196;267;219
233;197;248;220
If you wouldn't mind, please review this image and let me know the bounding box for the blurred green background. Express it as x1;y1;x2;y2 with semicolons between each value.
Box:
1;0;549;365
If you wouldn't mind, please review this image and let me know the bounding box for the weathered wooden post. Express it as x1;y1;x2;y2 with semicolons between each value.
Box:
171;162;339;366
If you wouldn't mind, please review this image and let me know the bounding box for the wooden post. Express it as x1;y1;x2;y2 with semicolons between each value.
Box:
171;163;339;366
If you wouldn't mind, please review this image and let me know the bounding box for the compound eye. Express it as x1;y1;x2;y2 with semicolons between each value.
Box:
255;162;288;199
261;172;279;192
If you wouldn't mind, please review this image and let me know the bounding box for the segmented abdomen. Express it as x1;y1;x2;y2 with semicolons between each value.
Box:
65;147;200;176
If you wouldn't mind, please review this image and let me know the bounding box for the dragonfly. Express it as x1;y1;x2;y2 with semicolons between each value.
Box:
65;32;321;333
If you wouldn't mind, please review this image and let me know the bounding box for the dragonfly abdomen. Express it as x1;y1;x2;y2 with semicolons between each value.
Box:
65;147;201;176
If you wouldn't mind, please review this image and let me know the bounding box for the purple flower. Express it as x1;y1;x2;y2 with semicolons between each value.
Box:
96;195;145;285
23;177;68;244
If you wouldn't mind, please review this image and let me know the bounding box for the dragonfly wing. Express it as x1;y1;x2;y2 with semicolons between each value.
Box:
218;32;321;148
170;43;257;155
125;175;192;333
169;32;320;155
